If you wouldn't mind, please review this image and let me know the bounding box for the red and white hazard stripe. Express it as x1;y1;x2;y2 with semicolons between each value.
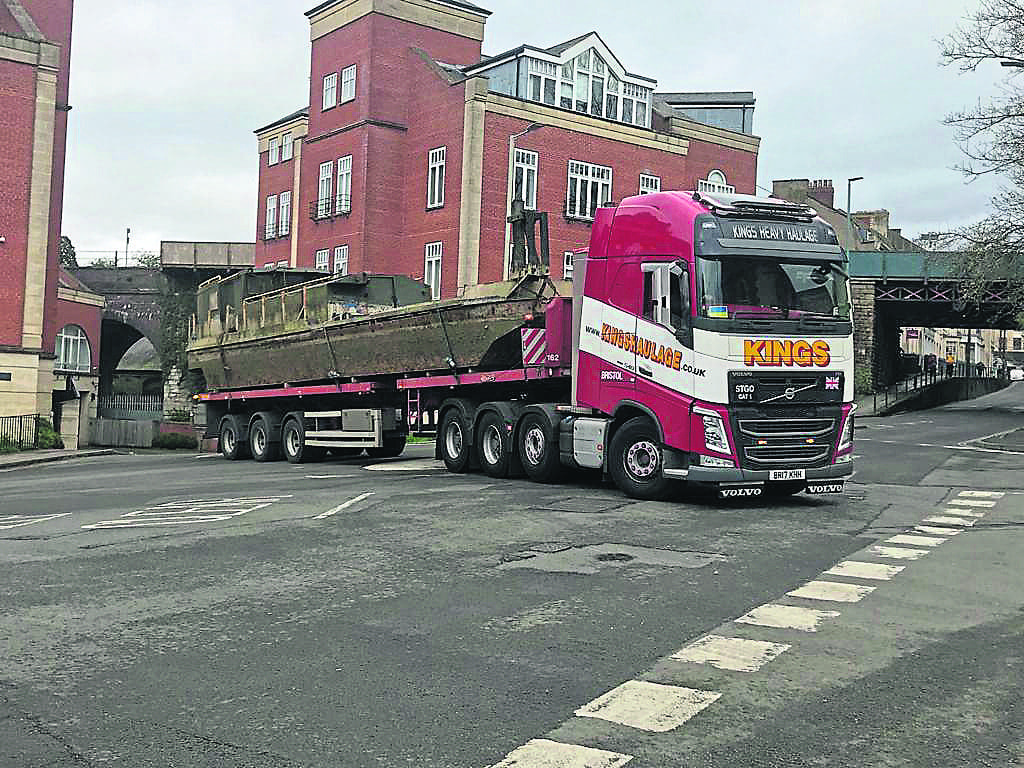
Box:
521;328;547;366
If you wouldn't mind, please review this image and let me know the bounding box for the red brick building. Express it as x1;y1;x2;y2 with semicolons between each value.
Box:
0;0;76;419
253;0;760;299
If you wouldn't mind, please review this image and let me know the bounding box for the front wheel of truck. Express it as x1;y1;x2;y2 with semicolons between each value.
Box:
609;417;672;501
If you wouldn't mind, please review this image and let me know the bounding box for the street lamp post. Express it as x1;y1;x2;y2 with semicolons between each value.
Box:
504;123;543;278
846;176;863;253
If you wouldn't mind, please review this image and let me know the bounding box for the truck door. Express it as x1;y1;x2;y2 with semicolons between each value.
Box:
594;259;638;406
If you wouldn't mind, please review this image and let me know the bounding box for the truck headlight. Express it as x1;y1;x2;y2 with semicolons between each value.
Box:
837;412;854;453
701;414;730;454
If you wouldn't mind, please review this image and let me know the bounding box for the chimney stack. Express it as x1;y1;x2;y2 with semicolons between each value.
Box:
807;179;835;209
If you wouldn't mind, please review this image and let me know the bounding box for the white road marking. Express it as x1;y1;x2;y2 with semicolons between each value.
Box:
958;490;1004;498
869;545;929;560
943;509;985;517
825;561;905;581
364;459;445;472
486;739;633;768
788;580;875;603
0;513;70;530
914;526;961;536
892;536;946;548
735;604;840;632
83;496;293;530
314;492;375;519
947;498;996;508
923;515;977;527
305;474;356;479
193;453;221;459
574;680;721;733
856;438;1024;456
670;635;790;672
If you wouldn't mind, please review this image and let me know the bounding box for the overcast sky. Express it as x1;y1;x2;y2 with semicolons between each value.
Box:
63;0;1008;263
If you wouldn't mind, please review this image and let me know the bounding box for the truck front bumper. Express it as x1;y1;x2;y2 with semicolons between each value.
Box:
682;462;854;484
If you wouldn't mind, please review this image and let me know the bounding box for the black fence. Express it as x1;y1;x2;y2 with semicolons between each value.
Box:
872;365;1001;413
0;414;41;450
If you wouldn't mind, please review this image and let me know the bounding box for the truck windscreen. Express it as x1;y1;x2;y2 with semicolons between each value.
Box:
697;256;850;322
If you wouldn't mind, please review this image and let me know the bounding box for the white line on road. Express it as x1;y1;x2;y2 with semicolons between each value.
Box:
670;635;790;672
914;526;961;536
788;580;876;603
958;490;1005;498
869;545;930;560
574;680;721;732
305;475;357;479
314;492;375;519
193;453;221;459
856;438;1024;456
942;509;986;518
890;533;947;547
923;515;977;527
0;513;70;530
947;498;997;508
826;561;905;581
735;604;840;632
486;739;633;768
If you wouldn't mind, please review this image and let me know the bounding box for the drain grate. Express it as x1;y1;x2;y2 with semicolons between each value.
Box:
596;552;635;562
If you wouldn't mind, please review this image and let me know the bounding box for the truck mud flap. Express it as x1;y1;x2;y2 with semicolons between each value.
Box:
718;484;764;499
805;481;846;495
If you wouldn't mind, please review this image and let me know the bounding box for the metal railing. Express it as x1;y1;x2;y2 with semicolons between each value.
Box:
871;365;999;413
309;196;351;221
97;393;164;419
0;414;41;450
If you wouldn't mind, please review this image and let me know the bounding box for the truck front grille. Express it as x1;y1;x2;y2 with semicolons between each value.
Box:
744;444;831;465
731;409;839;470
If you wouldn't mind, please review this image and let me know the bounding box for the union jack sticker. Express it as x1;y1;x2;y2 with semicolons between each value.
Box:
825;375;841;391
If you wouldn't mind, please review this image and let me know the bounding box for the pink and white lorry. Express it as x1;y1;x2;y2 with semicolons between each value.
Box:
191;191;855;500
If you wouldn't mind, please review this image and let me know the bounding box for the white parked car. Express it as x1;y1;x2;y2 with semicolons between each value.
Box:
1010;367;1024;381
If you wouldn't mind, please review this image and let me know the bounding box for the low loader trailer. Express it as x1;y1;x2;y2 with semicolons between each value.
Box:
190;191;855;500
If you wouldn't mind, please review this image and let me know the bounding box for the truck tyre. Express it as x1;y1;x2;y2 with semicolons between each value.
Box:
281;417;324;464
439;408;471;473
609;417;672;501
220;415;250;461
249;416;280;462
366;435;407;459
518;412;560;483
476;412;512;478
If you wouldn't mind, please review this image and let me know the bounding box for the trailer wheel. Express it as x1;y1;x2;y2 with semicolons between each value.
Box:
518;413;560;483
439;409;471;473
366;435;407;459
281;417;324;464
609;417;672;501
220;415;250;461
476;412;512;478
249;416;279;462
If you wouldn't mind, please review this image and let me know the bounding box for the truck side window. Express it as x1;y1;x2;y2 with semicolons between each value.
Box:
642;261;688;331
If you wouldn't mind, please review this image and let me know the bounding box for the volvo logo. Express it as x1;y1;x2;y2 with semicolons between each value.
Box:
784;387;796;400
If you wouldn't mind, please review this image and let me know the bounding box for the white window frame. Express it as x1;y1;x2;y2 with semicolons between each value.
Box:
424;242;443;300
527;58;558;106
340;64;357;103
315;249;330;272
317;161;333;218
334;245;349;275
268;136;280;166
322;72;338;110
279;191;291;237
277;260;289;268
639;174;661;194
698;169;735;195
427;147;446;209
281;132;293;161
55;324;91;373
563;251;574;280
336;155;352;214
514;149;539;210
566;160;613;221
265;194;278;239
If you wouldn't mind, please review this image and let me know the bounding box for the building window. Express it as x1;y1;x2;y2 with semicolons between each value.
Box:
527;58;558;106
555;47;651;128
639;174;661;194
697;170;735;194
281;132;293;161
317;161;333;218
514;149;538;209
334;245;349;275
55;325;91;373
268;137;280;166
566;160;612;220
279;191;291;237
315;249;330;272
563;251;574;280
1015;337;1022;351
265;194;278;239
341;65;357;103
336;155;352;214
322;72;338;110
427;147;446;209
424;242;442;300
277;260;289;268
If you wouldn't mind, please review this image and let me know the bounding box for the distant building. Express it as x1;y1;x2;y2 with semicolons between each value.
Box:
253;0;761;298
0;1;79;429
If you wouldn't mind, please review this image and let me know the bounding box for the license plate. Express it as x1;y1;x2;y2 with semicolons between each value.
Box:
770;469;805;481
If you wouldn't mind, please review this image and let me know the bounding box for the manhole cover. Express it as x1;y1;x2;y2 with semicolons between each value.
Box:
596;552;635;562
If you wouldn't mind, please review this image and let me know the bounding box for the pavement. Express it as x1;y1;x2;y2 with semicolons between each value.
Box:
0;382;1022;767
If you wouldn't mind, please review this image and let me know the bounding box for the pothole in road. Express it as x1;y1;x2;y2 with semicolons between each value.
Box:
498;543;728;574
